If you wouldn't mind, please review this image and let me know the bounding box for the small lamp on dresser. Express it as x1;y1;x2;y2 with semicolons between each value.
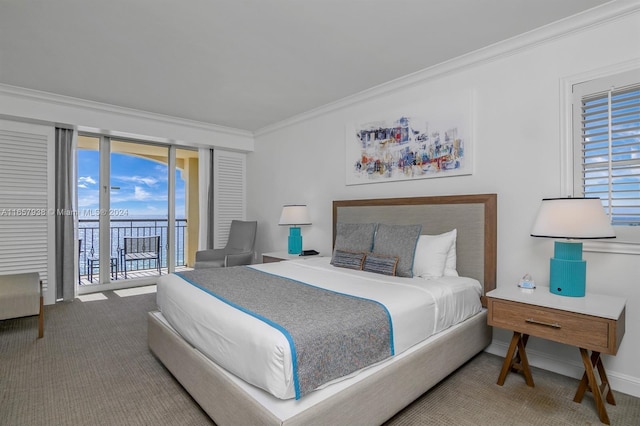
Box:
530;197;615;297
278;205;312;255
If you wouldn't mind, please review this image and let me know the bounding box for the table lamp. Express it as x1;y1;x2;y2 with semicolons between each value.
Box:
278;205;312;255
531;197;615;297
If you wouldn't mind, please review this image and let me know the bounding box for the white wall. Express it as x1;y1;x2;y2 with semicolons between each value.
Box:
248;10;640;397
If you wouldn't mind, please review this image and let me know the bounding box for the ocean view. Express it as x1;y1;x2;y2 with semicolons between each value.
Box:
78;217;188;275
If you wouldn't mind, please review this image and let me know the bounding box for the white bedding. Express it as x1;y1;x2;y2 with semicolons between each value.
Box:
156;257;482;400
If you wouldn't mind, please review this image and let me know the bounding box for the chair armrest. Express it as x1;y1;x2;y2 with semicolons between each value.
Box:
225;252;253;267
195;249;227;262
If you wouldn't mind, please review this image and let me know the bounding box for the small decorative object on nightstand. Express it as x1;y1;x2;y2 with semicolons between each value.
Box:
487;285;626;425
517;273;535;289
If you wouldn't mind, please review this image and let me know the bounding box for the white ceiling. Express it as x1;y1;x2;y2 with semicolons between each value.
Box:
0;0;614;132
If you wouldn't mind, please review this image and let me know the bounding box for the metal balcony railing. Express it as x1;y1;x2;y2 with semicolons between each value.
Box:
78;218;187;282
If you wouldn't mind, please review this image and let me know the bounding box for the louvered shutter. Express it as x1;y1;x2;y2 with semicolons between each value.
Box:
578;83;640;225
0;120;55;302
213;150;246;249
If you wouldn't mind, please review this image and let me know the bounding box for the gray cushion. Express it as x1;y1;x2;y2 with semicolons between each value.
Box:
363;253;399;276
331;250;366;270
372;223;422;277
332;223;377;263
194;259;225;269
0;272;41;320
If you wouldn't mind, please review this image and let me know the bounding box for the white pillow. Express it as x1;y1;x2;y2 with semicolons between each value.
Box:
413;229;457;279
444;229;458;277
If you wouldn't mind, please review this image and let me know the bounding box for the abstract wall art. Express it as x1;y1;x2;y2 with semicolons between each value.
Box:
346;90;473;185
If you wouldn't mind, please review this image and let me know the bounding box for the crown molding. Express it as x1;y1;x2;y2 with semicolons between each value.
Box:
0;83;253;138
255;0;640;137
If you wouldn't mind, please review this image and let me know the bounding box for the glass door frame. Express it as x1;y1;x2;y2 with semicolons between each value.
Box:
76;132;180;294
98;135;112;286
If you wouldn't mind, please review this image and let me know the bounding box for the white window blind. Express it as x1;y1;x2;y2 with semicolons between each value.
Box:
213;150;246;249
0;120;54;301
578;83;640;225
572;65;640;233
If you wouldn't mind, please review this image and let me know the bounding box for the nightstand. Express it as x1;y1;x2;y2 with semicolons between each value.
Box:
262;251;323;263
262;251;304;263
487;286;626;425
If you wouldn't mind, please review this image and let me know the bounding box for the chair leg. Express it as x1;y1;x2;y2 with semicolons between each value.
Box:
38;282;44;338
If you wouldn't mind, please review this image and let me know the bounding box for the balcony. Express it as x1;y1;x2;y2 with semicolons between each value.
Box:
79;218;190;285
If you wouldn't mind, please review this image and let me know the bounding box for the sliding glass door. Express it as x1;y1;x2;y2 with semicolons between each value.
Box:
77;135;198;292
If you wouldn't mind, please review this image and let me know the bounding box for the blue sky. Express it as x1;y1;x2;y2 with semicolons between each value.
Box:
77;150;186;218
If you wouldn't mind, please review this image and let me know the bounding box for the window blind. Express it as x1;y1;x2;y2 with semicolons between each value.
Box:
213;150;246;249
580;83;640;226
0;120;54;298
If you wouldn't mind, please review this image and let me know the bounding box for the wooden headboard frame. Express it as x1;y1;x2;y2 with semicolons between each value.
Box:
333;193;497;306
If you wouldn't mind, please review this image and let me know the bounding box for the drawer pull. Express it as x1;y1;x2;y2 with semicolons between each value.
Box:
526;318;561;329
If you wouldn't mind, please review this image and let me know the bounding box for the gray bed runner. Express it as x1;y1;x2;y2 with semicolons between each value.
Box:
177;267;393;399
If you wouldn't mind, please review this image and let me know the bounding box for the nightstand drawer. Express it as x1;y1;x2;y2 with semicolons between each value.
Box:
488;299;620;354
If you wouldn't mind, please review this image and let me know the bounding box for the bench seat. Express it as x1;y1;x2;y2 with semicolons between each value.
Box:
120;236;161;278
0;272;43;338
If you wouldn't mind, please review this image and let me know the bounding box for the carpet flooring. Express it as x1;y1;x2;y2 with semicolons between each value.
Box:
1;288;638;425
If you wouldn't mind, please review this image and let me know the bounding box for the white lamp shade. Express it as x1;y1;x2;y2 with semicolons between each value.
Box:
278;205;312;226
530;197;615;239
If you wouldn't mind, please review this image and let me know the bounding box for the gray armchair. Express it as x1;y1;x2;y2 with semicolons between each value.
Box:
195;220;257;269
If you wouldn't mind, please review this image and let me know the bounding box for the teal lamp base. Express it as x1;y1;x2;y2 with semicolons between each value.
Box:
549;241;586;297
288;227;302;254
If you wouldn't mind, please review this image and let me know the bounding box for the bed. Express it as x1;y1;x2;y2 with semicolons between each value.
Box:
148;193;497;425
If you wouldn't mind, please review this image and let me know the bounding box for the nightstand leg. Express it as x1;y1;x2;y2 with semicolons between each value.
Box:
574;348;613;425
497;332;534;387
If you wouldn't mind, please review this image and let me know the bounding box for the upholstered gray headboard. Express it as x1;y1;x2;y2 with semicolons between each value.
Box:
333;194;497;305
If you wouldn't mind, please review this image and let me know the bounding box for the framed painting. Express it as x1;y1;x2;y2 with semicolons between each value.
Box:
346;90;474;185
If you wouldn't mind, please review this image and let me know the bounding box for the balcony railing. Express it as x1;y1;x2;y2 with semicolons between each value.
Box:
79;218;187;283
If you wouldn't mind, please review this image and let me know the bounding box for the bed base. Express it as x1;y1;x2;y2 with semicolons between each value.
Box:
148;310;491;426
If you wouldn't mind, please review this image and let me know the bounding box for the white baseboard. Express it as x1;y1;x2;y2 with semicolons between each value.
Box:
485;341;640;398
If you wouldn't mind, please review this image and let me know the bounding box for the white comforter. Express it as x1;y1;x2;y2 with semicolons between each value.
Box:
156;257;482;399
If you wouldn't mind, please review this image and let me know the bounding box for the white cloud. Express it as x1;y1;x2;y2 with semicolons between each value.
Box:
78;176;97;186
77;193;99;208
134;186;152;200
115;175;159;186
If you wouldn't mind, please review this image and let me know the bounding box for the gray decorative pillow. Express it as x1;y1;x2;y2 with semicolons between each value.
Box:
333;222;377;253
372;223;422;277
363;253;399;276
330;250;366;270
